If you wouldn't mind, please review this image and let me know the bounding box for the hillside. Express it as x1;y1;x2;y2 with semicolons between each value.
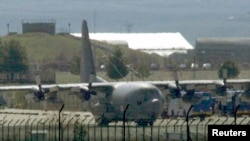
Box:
0;33;166;82
2;33;250;83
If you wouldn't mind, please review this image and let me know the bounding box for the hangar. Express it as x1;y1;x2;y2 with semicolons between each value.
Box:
195;38;250;68
71;32;194;57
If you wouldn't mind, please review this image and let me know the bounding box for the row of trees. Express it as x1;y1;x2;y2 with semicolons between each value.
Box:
104;47;240;80
70;45;240;81
0;40;28;80
0;38;240;82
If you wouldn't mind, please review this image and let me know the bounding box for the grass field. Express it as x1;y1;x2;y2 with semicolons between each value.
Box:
55;69;250;83
2;33;250;84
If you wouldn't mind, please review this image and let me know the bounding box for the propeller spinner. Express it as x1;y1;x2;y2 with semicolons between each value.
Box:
33;74;59;102
169;70;182;98
71;73;97;101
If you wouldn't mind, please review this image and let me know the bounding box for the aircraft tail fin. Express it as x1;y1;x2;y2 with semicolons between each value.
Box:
80;20;107;83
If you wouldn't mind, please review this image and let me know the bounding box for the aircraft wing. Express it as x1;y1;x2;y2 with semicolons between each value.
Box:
149;79;250;90
57;83;114;94
0;83;113;92
146;80;220;91
147;79;250;98
0;79;247;92
180;79;250;90
0;83;115;102
1;79;250;97
0;84;54;91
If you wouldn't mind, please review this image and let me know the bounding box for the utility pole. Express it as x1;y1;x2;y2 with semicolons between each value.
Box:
68;23;71;34
7;23;9;35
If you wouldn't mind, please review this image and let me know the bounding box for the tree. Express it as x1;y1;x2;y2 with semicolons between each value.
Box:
0;40;28;80
134;63;151;80
106;47;128;80
218;60;239;79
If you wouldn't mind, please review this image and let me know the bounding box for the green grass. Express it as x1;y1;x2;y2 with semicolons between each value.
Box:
2;33;250;84
1;32;165;69
55;70;250;84
1;33;81;63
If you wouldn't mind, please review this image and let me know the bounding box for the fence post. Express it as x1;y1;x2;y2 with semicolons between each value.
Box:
150;121;153;141
7;119;13;141
66;117;74;140
165;119;172;140
135;123;138;141
157;119;164;141
142;126;145;141
59;104;64;141
80;117;88;141
204;119;212;141
24;116;31;141
42;118;47;141
234;104;240;125
19;119;25;141
186;104;193;141
36;119;43;141
122;104;129;141
94;118;100;141
106;122;109;141
48;118;55;141
114;121;118;141
173;118;180;132
2;115;7;141
195;119;201;141
127;122;131;141
61;115;68;140
30;118;37;141
87;117;94;141
179;119;186;140
13;119;20;141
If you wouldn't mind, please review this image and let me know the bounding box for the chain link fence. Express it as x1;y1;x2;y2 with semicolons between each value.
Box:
0;109;249;141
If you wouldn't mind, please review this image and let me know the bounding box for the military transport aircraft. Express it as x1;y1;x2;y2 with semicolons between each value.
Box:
1;19;250;126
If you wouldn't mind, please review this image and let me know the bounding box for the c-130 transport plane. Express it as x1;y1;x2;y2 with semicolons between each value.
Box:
1;19;250;126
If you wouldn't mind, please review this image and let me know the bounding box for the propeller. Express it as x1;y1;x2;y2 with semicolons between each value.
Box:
168;70;182;99
182;84;197;103
215;69;228;96
71;73;97;101
168;70;203;104
32;74;59;102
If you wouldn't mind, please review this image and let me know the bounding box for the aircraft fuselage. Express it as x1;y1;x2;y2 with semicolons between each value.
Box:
89;82;164;126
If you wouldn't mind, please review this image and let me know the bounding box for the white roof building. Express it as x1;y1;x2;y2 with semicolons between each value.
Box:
71;32;194;57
